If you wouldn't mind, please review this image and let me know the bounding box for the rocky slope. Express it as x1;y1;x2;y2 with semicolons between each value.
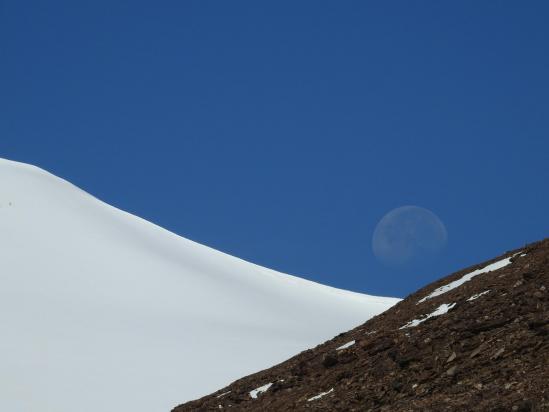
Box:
173;238;549;411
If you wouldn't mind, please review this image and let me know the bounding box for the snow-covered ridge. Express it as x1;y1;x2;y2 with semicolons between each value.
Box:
0;157;400;412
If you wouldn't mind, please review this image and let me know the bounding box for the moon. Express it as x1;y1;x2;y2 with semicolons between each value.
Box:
372;206;447;265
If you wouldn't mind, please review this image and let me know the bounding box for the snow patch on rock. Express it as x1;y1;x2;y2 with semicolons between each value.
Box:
418;254;520;303
467;290;491;301
249;383;273;399
400;303;456;329
307;388;334;402
336;340;355;350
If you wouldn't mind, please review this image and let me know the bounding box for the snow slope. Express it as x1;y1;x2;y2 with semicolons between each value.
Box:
0;158;399;412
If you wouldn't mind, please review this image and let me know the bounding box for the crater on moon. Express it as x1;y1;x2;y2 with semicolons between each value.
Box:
372;205;447;265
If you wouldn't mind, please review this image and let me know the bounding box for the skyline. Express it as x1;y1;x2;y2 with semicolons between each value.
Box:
3;1;548;297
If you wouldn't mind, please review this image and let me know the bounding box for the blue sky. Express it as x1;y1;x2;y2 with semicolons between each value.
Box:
2;1;548;297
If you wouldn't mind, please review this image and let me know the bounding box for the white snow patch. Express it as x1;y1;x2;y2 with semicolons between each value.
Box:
216;391;231;399
307;388;334;402
467;290;491;301
336;340;355;350
400;303;456;329
249;383;273;399
418;255;520;303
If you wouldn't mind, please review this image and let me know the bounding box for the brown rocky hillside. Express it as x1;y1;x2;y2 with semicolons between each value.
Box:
173;238;549;411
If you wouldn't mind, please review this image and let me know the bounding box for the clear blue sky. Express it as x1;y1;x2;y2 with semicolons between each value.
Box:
2;1;548;297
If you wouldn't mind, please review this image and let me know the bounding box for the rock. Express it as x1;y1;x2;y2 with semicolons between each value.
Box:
492;347;505;359
446;352;456;363
522;272;535;280
470;344;486;358
322;353;338;368
512;400;533;412
446;366;457;376
391;380;403;392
